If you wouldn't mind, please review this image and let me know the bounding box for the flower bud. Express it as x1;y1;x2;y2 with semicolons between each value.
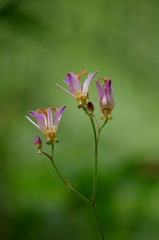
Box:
87;101;94;113
34;135;42;149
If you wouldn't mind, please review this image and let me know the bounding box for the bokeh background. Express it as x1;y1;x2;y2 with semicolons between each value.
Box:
0;0;159;239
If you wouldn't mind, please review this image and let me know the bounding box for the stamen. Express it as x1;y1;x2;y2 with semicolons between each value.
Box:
104;77;110;83
76;70;87;80
98;77;110;83
36;108;47;114
50;107;58;111
97;78;104;83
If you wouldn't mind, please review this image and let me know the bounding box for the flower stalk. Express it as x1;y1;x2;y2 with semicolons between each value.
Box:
26;69;115;240
47;108;107;239
92;205;105;240
49;142;67;186
82;106;107;239
49;142;92;205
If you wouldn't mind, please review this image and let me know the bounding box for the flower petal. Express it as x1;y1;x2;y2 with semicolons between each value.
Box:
29;110;47;131
53;106;66;130
104;80;114;105
47;108;53;129
54;83;75;98
25;116;39;129
64;72;81;95
96;81;103;102
82;71;98;93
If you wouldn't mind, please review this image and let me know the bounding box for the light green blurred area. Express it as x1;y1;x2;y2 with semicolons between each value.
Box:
0;0;159;239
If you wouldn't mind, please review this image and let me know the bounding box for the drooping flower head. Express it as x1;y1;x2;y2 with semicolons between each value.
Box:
96;77;114;120
26;106;66;144
54;70;98;108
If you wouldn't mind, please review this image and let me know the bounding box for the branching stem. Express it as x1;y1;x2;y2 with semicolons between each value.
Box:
45;108;108;240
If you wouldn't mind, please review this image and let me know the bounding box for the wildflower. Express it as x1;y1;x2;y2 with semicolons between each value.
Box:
54;70;97;108
26;106;66;144
96;77;114;120
34;135;42;149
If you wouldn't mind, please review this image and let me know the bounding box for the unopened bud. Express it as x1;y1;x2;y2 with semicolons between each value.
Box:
87;101;94;113
34;135;42;149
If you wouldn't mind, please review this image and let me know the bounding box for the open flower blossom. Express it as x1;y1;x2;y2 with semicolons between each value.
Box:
54;70;98;107
96;77;114;120
26;106;66;144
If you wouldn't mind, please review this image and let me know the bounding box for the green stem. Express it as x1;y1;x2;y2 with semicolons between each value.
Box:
83;107;97;144
83;107;107;240
86;113;98;204
92;135;98;204
50;142;92;205
92;204;105;240
99;117;108;135
49;110;108;240
67;181;92;205
83;107;98;204
50;142;67;186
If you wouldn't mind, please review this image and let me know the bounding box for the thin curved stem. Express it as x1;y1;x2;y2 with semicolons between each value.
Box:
67;181;92;205
87;114;98;204
92;136;98;204
50;142;67;186
49;142;92;205
83;107;107;240
99;117;108;135
83;107;97;146
49;110;108;240
83;107;98;204
92;205;105;240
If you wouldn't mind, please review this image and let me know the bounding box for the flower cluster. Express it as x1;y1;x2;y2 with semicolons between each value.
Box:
55;70;114;117
26;70;114;143
26;69;115;240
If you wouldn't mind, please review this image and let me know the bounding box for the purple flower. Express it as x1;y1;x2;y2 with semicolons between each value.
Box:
54;70;98;107
96;78;114;120
26;106;66;144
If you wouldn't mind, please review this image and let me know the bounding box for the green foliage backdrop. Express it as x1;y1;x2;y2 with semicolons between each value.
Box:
0;0;159;239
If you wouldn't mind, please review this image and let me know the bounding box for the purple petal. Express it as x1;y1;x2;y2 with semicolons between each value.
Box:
65;73;81;95
53;106;66;130
47;108;53;129
104;80;114;104
82;71;98;93
96;81;103;101
29;110;47;131
63;78;69;84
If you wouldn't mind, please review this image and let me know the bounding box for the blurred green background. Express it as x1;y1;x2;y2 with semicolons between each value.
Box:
0;0;159;239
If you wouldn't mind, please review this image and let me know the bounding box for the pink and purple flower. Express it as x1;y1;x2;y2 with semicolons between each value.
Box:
96;77;114;120
55;70;97;107
26;106;66;143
